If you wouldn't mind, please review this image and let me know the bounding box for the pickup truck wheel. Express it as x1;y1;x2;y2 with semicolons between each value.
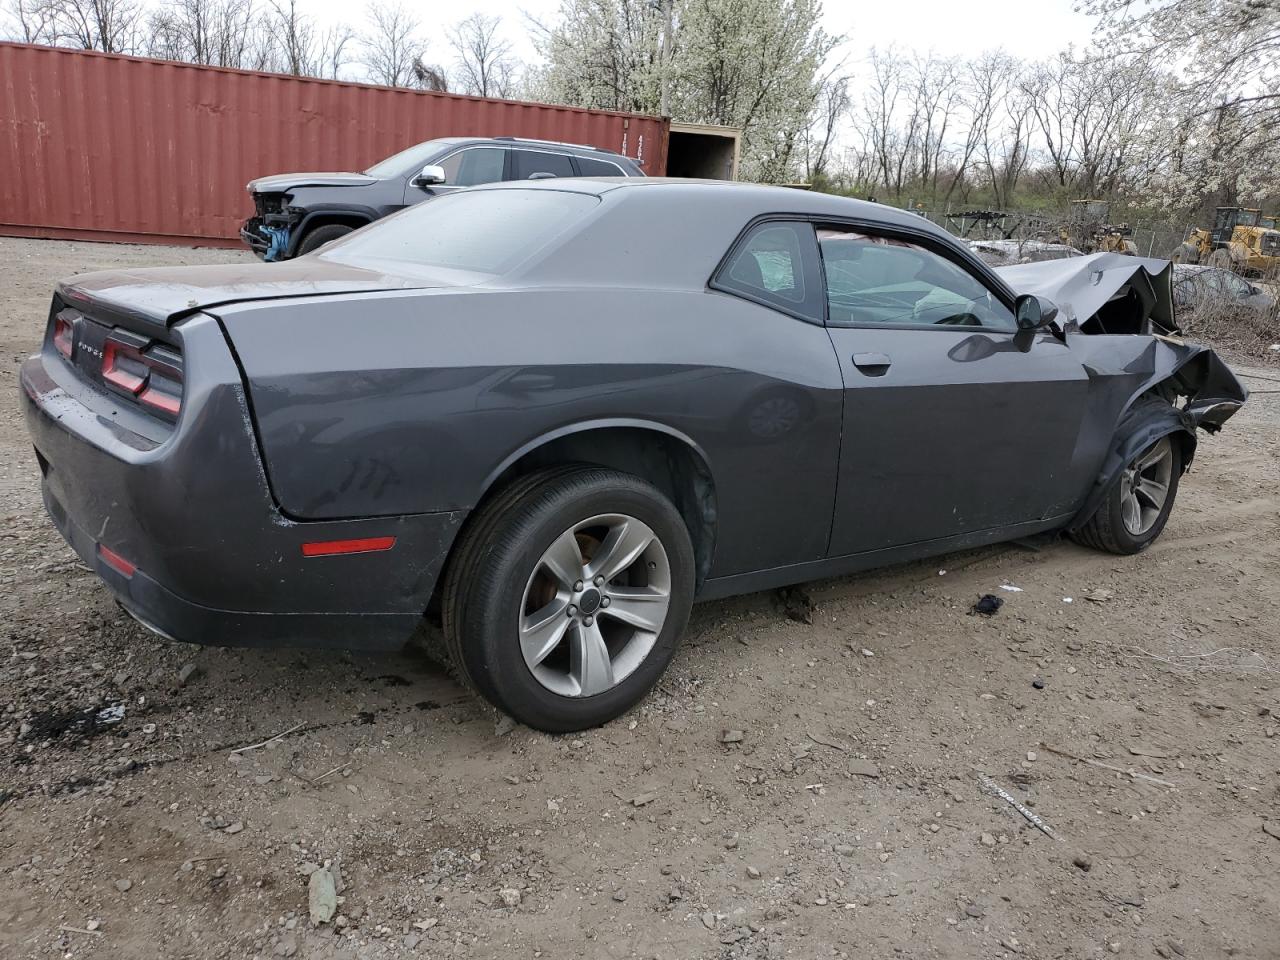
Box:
296;224;354;255
441;467;695;733
1071;434;1182;555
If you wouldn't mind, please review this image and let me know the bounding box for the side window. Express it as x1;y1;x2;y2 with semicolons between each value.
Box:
713;221;823;321
1218;270;1251;299
512;150;575;180
438;148;506;187
574;156;625;177
818;230;1016;331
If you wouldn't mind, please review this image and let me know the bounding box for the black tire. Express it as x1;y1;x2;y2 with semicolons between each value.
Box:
1206;248;1234;271
441;466;695;733
1071;430;1183;555
296;223;355;255
1170;243;1198;265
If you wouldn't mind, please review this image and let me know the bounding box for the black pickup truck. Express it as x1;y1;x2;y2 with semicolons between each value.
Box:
241;136;645;260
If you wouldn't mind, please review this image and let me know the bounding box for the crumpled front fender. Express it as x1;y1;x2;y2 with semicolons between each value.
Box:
1067;337;1247;530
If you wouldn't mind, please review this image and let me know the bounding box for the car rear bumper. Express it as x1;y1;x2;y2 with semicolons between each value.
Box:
20;321;464;651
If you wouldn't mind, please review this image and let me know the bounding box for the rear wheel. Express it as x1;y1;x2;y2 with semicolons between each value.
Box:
441;467;695;732
1071;433;1182;555
1170;243;1198;264
296;223;355;255
1207;248;1234;271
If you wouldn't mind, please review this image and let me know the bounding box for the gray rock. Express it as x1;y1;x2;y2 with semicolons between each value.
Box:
177;662;199;686
498;887;522;908
114;878;132;893
1073;854;1093;872
980;833;997;848
308;868;338;924
847;759;881;778
612;889;627;902
746;865;761;879
701;911;716;930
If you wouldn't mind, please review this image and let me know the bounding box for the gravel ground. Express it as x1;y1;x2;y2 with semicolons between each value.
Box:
1;237;1278;960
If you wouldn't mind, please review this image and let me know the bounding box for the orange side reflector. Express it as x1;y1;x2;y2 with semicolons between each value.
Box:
301;536;396;558
98;543;137;577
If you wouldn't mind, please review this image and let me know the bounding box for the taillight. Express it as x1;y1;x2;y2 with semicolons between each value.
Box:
100;331;184;420
53;312;75;360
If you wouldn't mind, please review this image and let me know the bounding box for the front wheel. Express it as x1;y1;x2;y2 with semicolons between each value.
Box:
441;467;695;732
296;223;354;256
1071;434;1182;554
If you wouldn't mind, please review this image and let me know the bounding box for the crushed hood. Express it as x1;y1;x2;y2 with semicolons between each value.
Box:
997;253;1176;334
58;257;438;328
248;172;378;192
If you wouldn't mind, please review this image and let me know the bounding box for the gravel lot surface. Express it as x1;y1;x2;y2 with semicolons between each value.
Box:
1;237;1277;959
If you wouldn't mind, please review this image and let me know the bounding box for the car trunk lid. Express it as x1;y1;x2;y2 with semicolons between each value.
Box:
57;258;440;331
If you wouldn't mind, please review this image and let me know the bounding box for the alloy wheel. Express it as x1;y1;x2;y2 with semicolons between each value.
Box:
519;514;672;698
1119;436;1173;536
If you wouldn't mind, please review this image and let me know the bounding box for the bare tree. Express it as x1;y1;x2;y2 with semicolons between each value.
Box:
361;1;425;87
259;0;351;78
410;56;447;91
448;12;517;98
803;71;849;180
146;0;267;68
4;0;57;42
37;0;143;52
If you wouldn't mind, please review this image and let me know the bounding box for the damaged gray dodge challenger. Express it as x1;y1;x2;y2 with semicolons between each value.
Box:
20;180;1247;732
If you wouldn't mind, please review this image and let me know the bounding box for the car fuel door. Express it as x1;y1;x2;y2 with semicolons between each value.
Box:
819;228;1091;557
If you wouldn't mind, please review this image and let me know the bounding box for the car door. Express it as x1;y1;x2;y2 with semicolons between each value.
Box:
820;226;1092;557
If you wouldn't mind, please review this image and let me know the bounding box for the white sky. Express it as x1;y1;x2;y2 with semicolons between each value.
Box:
297;0;1101;68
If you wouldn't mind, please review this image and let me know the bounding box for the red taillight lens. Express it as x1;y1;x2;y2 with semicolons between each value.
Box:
100;333;183;420
301;536;397;557
53;314;74;360
98;544;137;578
102;339;147;394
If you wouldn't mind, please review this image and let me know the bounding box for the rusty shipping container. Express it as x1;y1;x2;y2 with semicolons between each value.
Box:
0;42;670;247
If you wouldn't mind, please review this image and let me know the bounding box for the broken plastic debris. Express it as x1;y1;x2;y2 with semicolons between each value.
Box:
971;595;1004;616
1062;597;1074;603
95;704;125;725
978;773;1057;839
998;584;1023;592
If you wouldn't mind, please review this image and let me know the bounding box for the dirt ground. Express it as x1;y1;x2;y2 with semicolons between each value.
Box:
1;237;1278;960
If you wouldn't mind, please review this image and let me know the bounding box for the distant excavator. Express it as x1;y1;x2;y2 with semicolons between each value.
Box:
1172;207;1280;277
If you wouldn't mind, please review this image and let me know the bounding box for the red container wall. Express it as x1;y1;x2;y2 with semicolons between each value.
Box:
0;43;668;246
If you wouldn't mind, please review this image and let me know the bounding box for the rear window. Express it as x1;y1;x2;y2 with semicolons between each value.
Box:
325;189;599;276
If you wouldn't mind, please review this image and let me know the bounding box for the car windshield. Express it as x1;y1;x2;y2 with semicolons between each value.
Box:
364;139;453;178
323;188;599;276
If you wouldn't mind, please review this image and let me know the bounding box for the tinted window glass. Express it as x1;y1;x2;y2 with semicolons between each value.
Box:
575;156;626;177
819;230;1015;331
438;147;507;186
714;221;823;321
325;189;598;276
512;150;575;180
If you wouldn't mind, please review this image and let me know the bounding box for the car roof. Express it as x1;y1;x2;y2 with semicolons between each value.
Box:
471;177;955;238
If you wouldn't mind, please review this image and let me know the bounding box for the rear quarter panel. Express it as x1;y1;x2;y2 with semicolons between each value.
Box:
217;285;845;577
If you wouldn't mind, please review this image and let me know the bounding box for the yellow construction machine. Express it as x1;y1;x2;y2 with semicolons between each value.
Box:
1060;200;1139;255
1171;207;1280;276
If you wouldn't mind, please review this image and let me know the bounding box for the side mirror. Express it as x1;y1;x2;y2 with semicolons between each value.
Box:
1015;294;1059;330
412;164;446;187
